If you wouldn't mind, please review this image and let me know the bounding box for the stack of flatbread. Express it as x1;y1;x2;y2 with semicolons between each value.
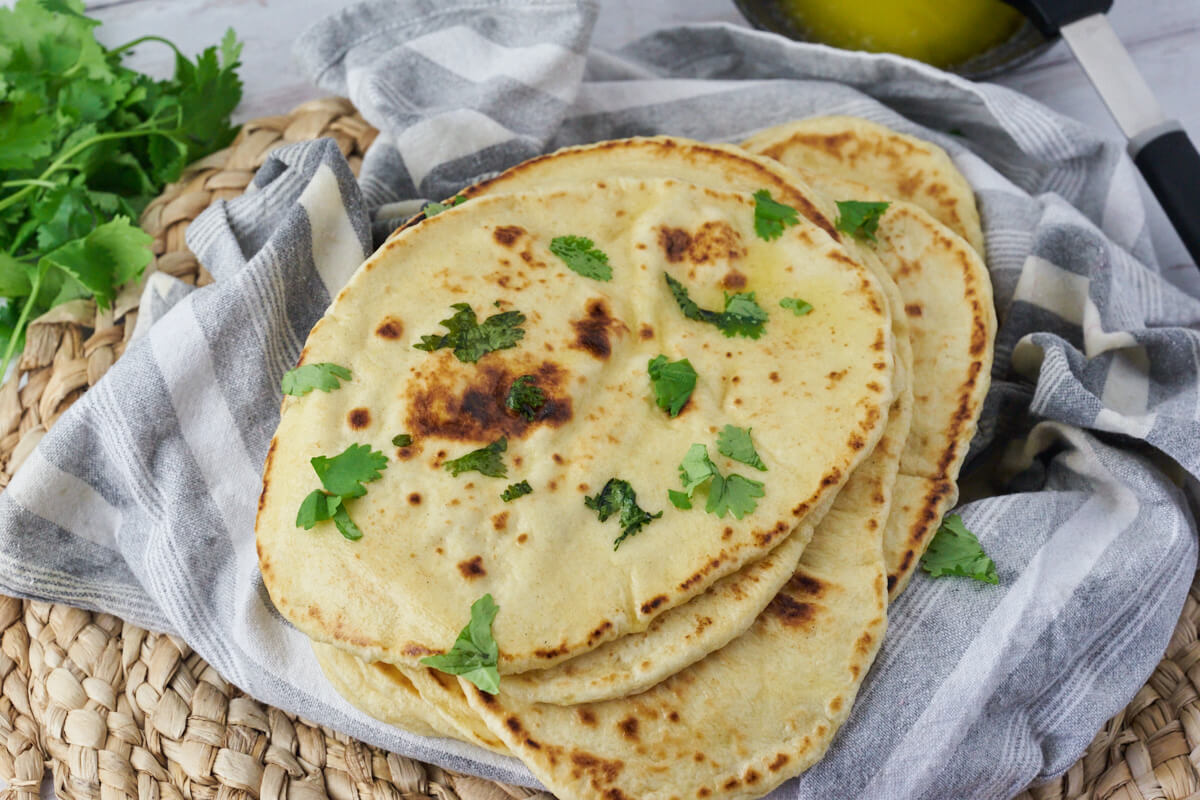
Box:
254;117;996;800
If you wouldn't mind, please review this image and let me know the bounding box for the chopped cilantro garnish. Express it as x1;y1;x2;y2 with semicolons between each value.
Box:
679;443;719;499
920;514;998;584
647;355;697;417
550;235;613;281
444;437;508;478
674;442;765;520
505;375;545;421
717;425;766;471
665;273;768;339
420;594;501;694
392;434;413;447
501;480;533;502
585;478;663;550
414;303;526;363
311;444;388;499
706;473;765;520
753;189;801;241
422;196;465;217
780;297;814;316
835;200;891;242
297;443;387;541
281;363;351;396
667;489;692;510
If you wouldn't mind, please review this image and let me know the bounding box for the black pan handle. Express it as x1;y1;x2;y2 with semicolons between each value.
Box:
1131;125;1200;266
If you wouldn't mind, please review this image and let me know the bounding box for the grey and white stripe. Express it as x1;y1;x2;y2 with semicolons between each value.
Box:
1;1;1197;796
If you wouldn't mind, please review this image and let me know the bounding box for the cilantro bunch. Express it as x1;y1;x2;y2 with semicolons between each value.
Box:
0;0;243;377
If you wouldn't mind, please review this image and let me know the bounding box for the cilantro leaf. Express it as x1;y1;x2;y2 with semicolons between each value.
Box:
414;303;526;363
717;425;766;471
281;362;352;396
753;189;800;241
835;200;891;242
679;443;718;498
331;506;363;541
392;433;413;447
667;489;692;510
920;514;998;584
505;375;545;421
422;196;465;218
676;442;765;519
780;297;813;316
585;478;663;550
445;437;507;478
549;235;612;281
647;355;697;417
665;274;768;339
296;490;342;529
706;473;765;520
310;444;388;499
501;480;533;502
421;594;501;694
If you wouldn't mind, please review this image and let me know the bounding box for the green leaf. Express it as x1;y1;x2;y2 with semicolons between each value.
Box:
219;27;242;66
667;489;692;510
920;514;998;584
505;375;545;421
281;362;352;396
331;506;363;541
585;478;663;550
37;216;152;309
780;297;813;317
705;473;765;520
664;273;768;340
296;490;342;529
444;437;507;478
647;355;697;417
753;189;800;241
717;425;766;471
835;200;891;242
422;196;465;218
0;253;34;298
549;235;612;281
37;0;96;22
413;302;526;363
392;433;413;447
678;443;718;498
420;594;501;694
310;443;388;499
501;480;533;502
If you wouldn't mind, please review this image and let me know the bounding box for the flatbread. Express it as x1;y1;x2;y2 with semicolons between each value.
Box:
458;377;909;800
257;178;895;672
743;116;986;259
747;164;994;598
448;136;909;704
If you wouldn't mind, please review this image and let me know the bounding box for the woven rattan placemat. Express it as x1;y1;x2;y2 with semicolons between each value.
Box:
0;97;1195;800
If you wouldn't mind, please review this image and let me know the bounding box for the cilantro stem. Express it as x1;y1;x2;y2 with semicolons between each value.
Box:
0;179;59;190
0;126;179;217
0;266;46;380
108;35;187;62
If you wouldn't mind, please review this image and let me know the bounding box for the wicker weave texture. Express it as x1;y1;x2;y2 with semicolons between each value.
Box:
0;97;1192;800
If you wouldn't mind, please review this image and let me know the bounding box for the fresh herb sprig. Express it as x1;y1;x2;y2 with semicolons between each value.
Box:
501;480;532;502
753;189;800;241
920;514;998;584
835;200;891;242
505;375;545;421
296;443;388;541
671;443;764;519
585;478;663;550
550;235;612;281
665;274;768;339
0;0;243;377
444;437;508;478
281;363;351;396
647;355;697;417
414;302;526;363
421;594;501;694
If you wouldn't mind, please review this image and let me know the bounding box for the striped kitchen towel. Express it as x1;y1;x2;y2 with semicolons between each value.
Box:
2;1;1198;798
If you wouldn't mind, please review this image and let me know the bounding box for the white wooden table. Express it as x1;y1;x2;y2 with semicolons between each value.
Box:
81;0;1199;283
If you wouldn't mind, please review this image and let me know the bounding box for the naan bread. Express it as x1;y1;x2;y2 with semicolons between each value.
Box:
448;136;910;704
257;178;895;672
459;376;909;800
743;116;986;258
746;164;994;598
